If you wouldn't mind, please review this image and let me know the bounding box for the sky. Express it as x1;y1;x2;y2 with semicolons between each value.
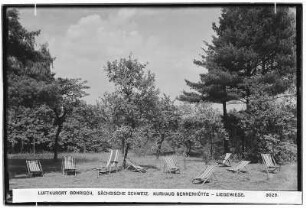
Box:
18;6;243;111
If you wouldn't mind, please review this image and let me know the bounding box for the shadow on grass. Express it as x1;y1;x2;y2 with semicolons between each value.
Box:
183;158;205;163
11;174;30;179
74;157;102;163
7;154;105;178
141;165;160;170
259;169;279;174
8;159;62;178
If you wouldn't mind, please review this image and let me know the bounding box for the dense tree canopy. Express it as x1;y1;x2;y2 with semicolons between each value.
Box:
179;6;296;156
179;6;296;111
6;9;89;159
175;103;227;160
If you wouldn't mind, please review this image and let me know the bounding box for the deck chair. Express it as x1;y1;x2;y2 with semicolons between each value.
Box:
97;149;119;177
192;165;217;184
26;160;43;177
162;155;180;174
217;153;232;167
126;158;146;173
227;160;250;173
62;156;77;176
261;154;281;173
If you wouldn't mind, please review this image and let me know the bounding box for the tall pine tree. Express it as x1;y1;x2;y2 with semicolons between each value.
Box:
179;6;296;153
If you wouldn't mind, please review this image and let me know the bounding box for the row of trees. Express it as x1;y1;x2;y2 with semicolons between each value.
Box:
6;6;297;164
6;9;226;164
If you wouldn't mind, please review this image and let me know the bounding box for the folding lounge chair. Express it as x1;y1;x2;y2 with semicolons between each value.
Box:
97;149;119;177
62;156;77;176
126;158;146;173
26;160;43;177
261;153;281;173
192;165;217;184
217;153;232;167
227;160;250;173
162;155;180;174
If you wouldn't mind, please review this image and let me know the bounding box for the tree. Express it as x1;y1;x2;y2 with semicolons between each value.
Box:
236;85;297;162
7;77;89;158
178;70;237;153
62;102;109;153
151;95;180;158
5;9;89;159
175;103;227;160
180;6;296;112
6;9;54;75
179;69;239;119
103;55;159;167
179;6;296;153
6;8;55;154
6;9;55;109
42;78;89;159
7;105;54;153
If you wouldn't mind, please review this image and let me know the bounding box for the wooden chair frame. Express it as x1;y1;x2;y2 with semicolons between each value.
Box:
192;165;217;184
62;156;77;176
126;158;146;173
162;155;180;174
26;160;43;177
97;149;120;177
227;160;250;174
217;153;232;167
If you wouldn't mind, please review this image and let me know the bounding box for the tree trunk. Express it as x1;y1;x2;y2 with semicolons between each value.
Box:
33;138;35;155
156;134;165;159
20;140;24;153
123;143;130;168
246;88;251;111
83;142;86;153
11;142;15;154
222;101;229;153
185;141;192;156
222;101;227;119
53;106;66;160
241;135;245;153
53;124;63;160
210;133;213;160
246;98;250;111
121;138;125;154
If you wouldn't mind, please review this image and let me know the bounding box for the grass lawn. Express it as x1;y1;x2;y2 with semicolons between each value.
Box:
7;152;297;191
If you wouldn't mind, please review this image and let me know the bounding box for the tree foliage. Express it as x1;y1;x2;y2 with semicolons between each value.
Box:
6;9;89;159
180;6;296;110
61;102;109;153
175;103;228;160
6;7;297;165
149;95;179;158
102;55;159;166
236;91;297;162
179;6;296;158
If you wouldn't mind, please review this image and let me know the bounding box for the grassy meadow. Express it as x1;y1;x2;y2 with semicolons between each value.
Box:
8;152;297;191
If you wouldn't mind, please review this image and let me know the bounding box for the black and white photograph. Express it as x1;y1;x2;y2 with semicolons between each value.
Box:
2;2;302;205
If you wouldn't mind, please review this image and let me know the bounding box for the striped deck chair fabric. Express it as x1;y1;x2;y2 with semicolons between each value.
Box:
192;165;217;184
261;154;280;173
126;158;146;173
217;153;232;167
97;149;120;176
26;160;43;177
162;156;180;174
227;160;250;173
62;156;77;176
